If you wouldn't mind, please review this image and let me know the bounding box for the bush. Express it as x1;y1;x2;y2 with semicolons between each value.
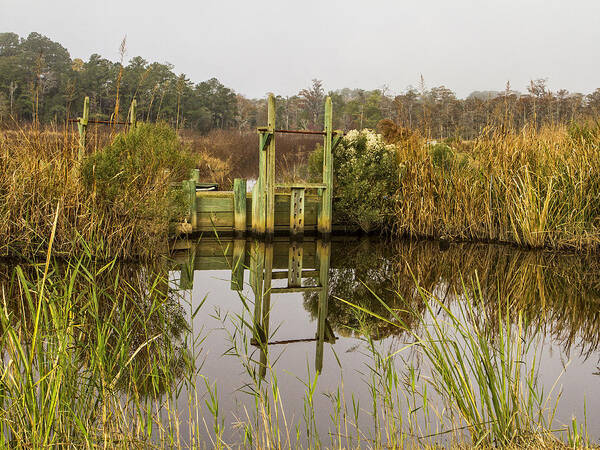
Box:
80;123;197;237
309;129;399;232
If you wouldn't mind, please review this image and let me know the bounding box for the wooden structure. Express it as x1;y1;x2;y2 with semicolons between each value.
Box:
173;237;337;374
181;94;343;238
72;96;137;159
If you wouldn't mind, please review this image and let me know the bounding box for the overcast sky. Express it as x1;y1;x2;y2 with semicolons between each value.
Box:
2;0;599;99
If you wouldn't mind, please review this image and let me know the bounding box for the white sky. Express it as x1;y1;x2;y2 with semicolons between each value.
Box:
2;0;599;98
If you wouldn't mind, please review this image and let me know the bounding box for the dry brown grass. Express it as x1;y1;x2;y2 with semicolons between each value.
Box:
181;128;321;186
391;123;600;252
0;124;213;259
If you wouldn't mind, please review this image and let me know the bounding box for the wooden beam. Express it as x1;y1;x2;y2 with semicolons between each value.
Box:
233;178;247;236
290;187;305;239
265;94;276;237
318;96;333;235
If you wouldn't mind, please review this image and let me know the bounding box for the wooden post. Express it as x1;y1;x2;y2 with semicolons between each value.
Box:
315;239;331;373
190;168;200;183
129;98;137;128
265;94;276;238
77;96;89;160
290;187;305;239
318;97;333;235
287;241;303;288
233;178;247;237
255;131;268;235
183;178;197;231
230;239;246;291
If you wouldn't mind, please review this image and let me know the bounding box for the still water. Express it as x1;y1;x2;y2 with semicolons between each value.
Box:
167;236;600;446
2;236;600;447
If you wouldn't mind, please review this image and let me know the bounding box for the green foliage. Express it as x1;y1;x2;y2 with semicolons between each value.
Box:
309;129;399;232
428;142;454;170
81;122;195;220
567;120;600;147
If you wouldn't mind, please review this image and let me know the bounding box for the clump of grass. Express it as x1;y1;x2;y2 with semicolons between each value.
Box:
0;123;203;259
390;123;600;252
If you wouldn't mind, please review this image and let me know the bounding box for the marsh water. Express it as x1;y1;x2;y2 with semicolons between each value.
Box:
3;236;600;446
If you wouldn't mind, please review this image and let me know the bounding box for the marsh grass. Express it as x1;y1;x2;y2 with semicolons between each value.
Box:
0;123;204;259
392;123;600;252
0;232;597;448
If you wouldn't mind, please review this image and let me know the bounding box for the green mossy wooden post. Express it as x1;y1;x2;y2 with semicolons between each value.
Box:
129;98;137;128
318;97;333;235
233;178;247;236
265;94;276;238
190;168;200;183
182;178;197;231
290;187;305;239
77;96;89;160
315;239;331;373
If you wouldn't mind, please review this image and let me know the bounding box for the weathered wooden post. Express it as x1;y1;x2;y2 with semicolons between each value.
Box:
318;97;333;235
129;98;137;128
190;168;200;183
182;177;197;231
233;178;247;236
265;94;276;238
77;96;89;160
290;187;305;239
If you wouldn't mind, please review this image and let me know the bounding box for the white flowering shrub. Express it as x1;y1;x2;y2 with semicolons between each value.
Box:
308;129;399;232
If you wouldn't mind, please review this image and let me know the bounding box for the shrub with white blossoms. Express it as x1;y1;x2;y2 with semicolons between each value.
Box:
309;129;399;232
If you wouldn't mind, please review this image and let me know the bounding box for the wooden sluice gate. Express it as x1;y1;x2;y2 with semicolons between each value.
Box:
179;93;345;237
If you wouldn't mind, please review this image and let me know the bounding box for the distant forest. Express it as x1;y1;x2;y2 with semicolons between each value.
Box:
1;32;600;138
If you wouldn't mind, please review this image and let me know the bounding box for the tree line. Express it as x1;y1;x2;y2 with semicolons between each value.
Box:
1;32;600;138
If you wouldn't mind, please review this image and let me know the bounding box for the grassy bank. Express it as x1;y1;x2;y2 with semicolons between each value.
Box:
390;122;600;251
0;124;211;259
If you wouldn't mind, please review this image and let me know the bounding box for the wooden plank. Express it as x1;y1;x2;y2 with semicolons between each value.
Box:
270;286;322;294
277;183;327;189
233;179;247;236
290;188;305;238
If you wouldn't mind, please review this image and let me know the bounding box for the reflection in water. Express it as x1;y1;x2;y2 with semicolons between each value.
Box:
174;238;337;375
174;236;600;367
3;236;597;445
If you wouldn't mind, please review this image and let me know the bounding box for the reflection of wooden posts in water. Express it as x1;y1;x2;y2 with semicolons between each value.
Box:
315;240;332;373
249;239;335;377
172;238;337;377
230;239;245;291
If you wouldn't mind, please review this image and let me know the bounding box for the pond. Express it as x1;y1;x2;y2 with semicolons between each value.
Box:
1;236;599;447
